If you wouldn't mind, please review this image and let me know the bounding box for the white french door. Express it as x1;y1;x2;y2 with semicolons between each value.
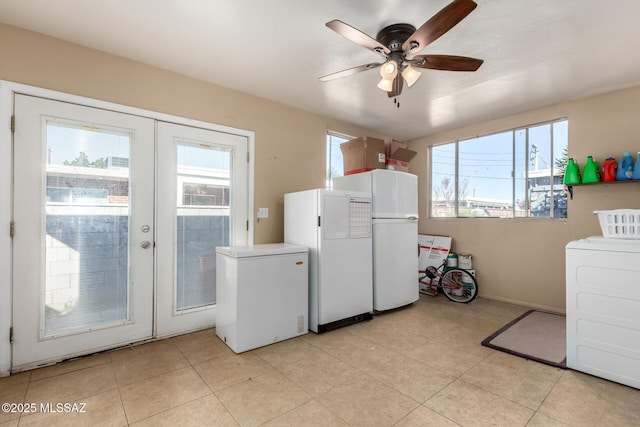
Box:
11;94;249;371
12;95;155;370
155;121;248;337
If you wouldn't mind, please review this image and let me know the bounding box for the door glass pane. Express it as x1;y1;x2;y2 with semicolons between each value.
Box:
176;142;231;311
45;121;131;337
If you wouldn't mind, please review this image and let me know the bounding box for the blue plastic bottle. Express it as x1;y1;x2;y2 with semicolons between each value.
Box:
616;151;634;181
634;152;640;180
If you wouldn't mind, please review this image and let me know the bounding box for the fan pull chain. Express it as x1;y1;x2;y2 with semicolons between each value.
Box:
394;97;400;108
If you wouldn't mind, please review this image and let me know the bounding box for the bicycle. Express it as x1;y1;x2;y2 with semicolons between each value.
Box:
419;259;478;303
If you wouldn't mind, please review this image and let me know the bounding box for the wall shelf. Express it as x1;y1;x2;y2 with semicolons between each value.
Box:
566;179;640;199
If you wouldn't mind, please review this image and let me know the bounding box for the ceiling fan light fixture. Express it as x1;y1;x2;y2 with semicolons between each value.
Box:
402;65;422;87
321;1;483;100
380;60;398;80
377;77;394;92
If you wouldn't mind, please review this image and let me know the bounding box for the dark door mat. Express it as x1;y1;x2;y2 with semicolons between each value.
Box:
481;310;566;369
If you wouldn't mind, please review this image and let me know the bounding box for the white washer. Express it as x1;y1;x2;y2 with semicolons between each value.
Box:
566;237;640;389
215;244;309;353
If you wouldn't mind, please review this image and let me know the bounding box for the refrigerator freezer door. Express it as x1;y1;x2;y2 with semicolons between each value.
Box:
333;170;418;218
371;170;418;218
372;218;419;311
322;193;350;239
332;172;372;194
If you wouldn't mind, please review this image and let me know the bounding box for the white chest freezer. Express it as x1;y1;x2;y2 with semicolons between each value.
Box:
215;244;309;353
566;237;640;389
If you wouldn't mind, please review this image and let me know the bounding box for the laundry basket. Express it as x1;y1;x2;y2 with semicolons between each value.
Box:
594;210;640;239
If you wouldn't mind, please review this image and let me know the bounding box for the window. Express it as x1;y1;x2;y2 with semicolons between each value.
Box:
431;119;568;218
326;132;352;187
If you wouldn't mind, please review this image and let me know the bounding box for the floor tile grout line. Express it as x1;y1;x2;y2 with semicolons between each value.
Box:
22;362;121;409
529;365;570;425
243;342;358;426
458;348;567;414
304;329;406;374
126;393;220;426
423;377;535;425
27;357;113;384
14;371;32;424
392;404;462;427
187;349;248;427
111;361;193;390
313;396;355;426
255;395;316;427
112;364;131;427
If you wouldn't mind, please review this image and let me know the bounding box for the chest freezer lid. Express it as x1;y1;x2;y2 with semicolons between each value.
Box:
216;243;308;258
566;236;640;253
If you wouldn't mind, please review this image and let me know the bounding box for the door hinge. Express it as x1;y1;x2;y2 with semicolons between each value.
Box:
318;216;321;227
9;221;15;238
11;115;15;133
9;327;13;343
246;220;249;231
246;151;250;162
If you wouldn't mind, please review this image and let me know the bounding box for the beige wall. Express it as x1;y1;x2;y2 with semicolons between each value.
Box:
0;23;384;244
408;85;640;313
3;23;640;313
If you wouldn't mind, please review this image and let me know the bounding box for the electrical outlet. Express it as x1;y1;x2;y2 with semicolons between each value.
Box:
257;208;269;219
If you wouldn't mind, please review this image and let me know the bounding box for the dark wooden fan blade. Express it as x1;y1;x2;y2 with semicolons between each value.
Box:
388;74;405;97
413;55;483;71
326;20;390;56
319;63;382;82
402;0;477;53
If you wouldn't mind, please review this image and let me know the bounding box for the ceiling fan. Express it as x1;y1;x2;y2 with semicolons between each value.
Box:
319;0;484;101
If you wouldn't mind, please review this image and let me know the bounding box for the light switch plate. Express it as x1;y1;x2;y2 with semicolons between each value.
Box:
257;208;269;219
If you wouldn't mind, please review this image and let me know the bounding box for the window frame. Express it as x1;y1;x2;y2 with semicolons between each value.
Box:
326;131;353;188
430;118;568;219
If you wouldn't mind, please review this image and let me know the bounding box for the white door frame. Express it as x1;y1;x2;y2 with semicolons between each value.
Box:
0;80;255;377
155;121;249;337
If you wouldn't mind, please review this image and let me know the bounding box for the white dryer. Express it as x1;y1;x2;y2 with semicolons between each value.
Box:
566;237;640;389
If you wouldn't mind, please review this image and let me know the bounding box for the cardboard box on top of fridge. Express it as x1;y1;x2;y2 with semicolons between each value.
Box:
418;235;452;294
385;140;417;172
340;136;386;175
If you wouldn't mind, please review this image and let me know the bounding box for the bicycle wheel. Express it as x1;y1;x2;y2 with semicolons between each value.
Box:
439;268;478;303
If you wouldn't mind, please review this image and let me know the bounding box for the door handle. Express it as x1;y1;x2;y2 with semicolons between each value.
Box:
140;241;151;249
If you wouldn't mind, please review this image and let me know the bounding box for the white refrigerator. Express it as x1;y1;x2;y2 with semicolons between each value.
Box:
284;189;373;333
333;170;419;311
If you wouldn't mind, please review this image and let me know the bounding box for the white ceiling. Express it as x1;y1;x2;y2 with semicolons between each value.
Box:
1;0;640;140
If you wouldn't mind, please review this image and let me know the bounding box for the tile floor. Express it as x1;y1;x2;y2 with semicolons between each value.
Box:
1;295;640;426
